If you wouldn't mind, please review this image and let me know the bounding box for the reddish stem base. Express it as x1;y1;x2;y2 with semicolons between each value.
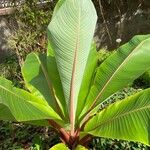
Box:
48;120;92;149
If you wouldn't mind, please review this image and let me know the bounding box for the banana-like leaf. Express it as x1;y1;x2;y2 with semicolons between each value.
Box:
22;53;63;116
47;41;68;120
48;0;97;128
50;143;87;150
76;145;88;150
84;88;150;146
76;43;98;121
82;35;150;117
1;103;50;126
0;77;61;122
50;143;69;150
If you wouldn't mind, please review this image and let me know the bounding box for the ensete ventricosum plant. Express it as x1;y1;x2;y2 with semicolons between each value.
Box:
0;0;150;149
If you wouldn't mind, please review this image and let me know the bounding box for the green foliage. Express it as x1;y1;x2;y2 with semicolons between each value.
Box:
50;143;70;150
17;0;52;31
140;70;150;87
142;70;150;87
98;49;113;64
47;0;97;127
1;0;150;149
101;87;142;109
50;143;88;150
8;0;54;66
88;87;148;150
85;88;150;145
90;138;149;150
0;87;148;150
133;69;150;89
0;55;23;88
79;35;150;120
0;121;60;150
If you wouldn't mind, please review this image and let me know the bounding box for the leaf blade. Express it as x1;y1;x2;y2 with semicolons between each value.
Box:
50;143;69;150
83;35;150;116
0;77;61;122
76;43;98;121
47;41;68;120
48;0;97;130
22;52;64;117
84;89;150;146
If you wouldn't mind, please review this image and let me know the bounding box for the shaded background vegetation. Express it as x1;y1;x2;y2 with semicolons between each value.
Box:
0;0;150;149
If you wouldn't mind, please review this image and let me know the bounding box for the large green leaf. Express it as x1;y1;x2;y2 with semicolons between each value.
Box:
81;35;150;118
76;43;98;122
50;143;87;150
76;145;88;150
0;77;61;122
22;52;64;117
47;42;68;121
84;89;150;146
50;143;69;150
48;0;97;130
